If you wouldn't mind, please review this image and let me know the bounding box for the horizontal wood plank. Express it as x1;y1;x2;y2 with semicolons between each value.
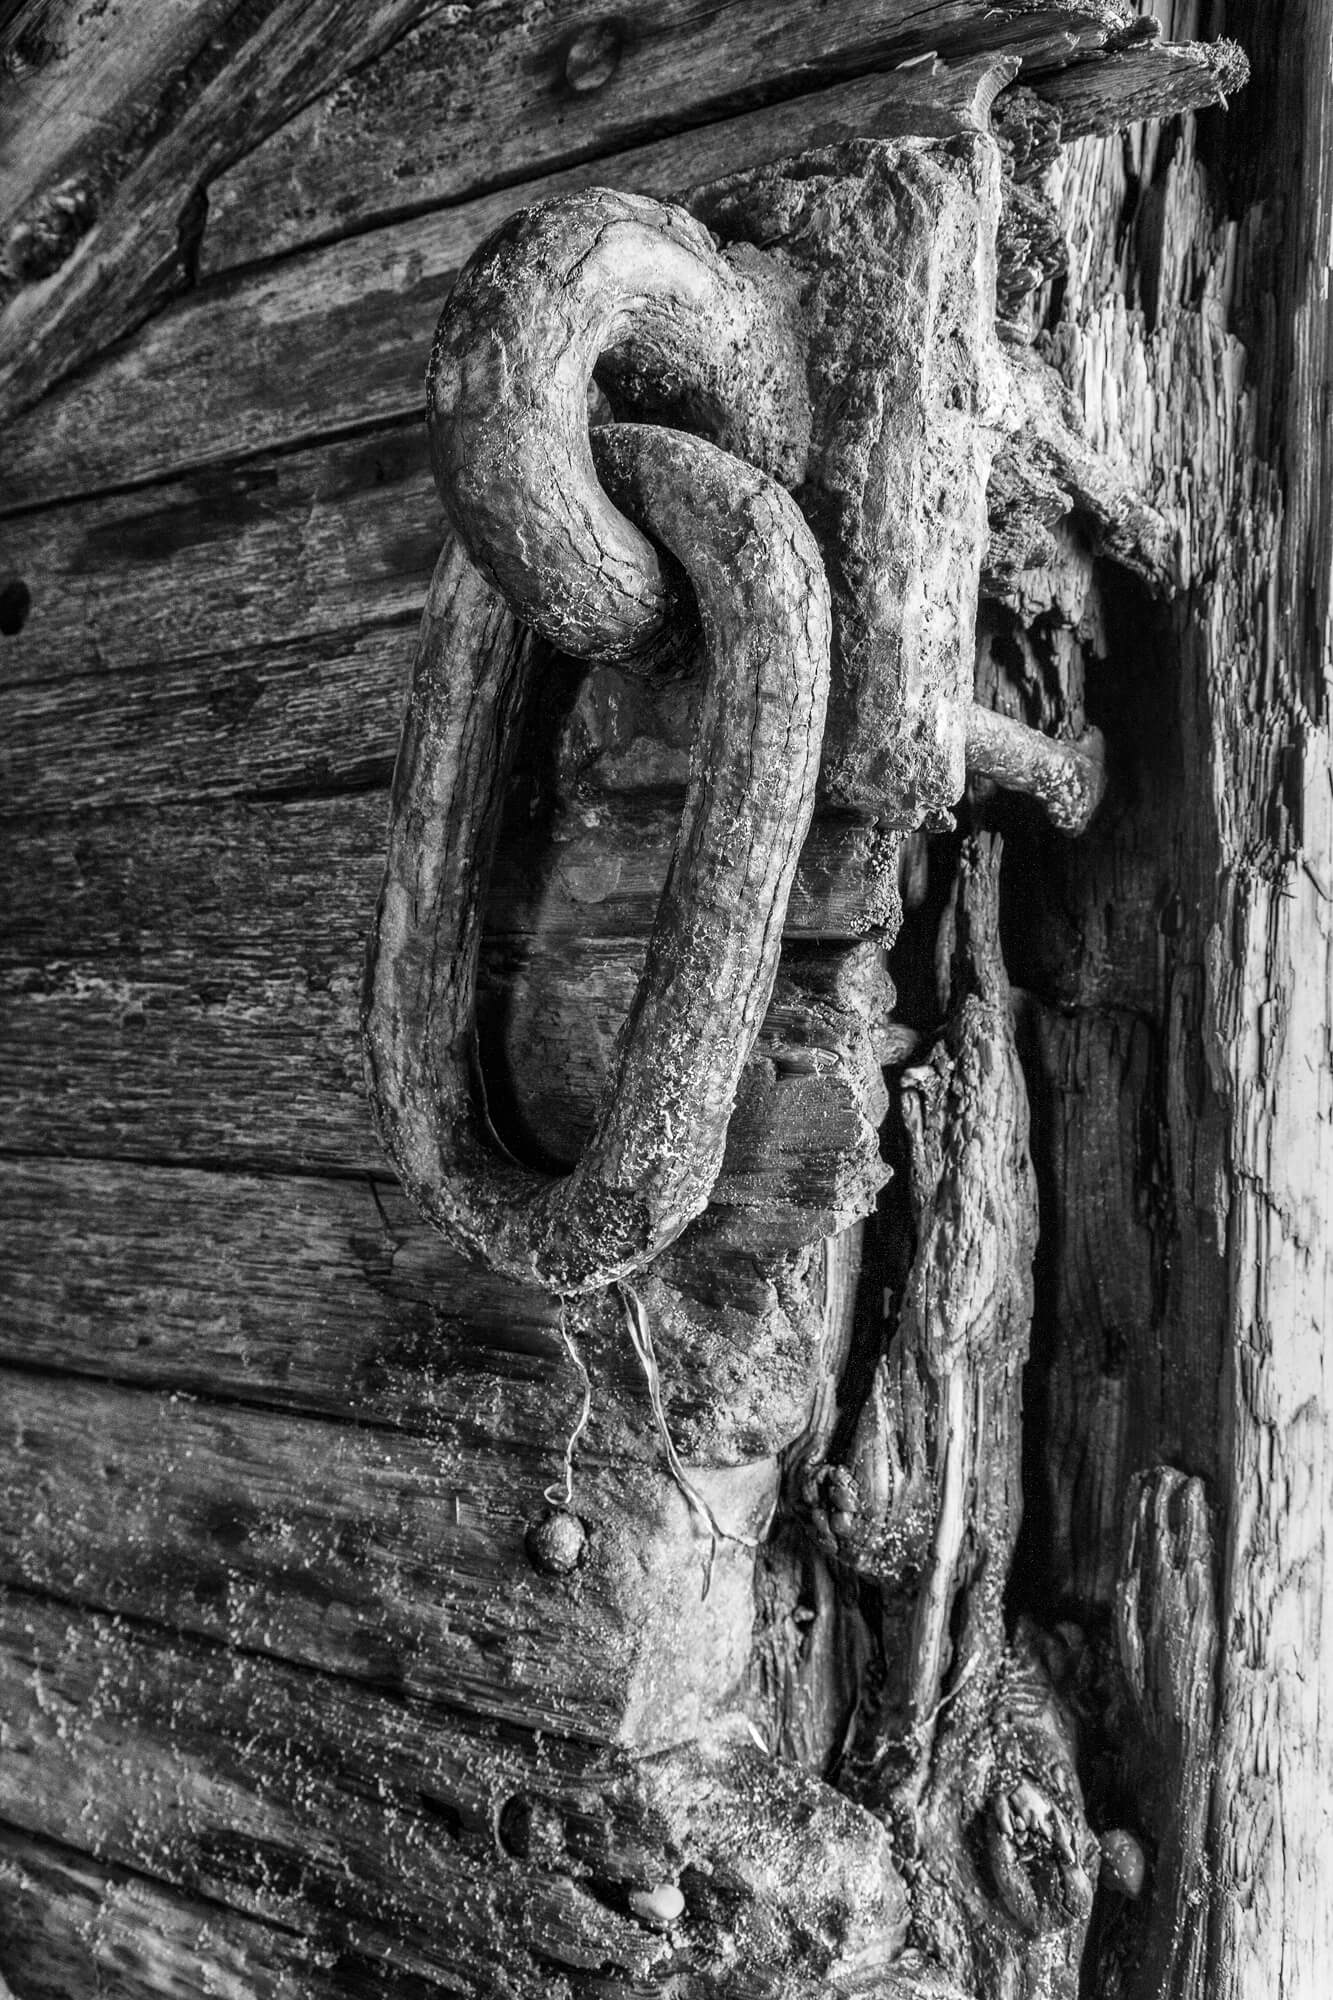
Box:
0;1589;908;1997
0;1151;839;1467
0;424;442;683
198;3;1123;277
0;1367;772;1740
0;1157;559;1426
0;795;891;1194
0;623;412;813
0;1589;658;1993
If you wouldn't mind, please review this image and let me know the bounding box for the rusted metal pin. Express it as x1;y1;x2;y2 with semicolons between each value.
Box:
963;705;1106;835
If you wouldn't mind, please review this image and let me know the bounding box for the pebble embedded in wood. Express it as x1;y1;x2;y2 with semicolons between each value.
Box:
1098;1828;1146;1899
524;1508;587;1576
628;1882;686;1928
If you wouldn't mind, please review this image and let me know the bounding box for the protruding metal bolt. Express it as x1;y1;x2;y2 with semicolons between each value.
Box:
525;1506;587;1575
964;705;1107;835
564;21;622;93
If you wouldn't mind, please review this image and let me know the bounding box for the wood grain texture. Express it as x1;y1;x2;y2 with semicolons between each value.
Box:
0;1363;776;1742
0;1826;353;2000
0;1587;677;1995
0;791;889;1212
0;1592;910;1997
1106;1469;1219;2000
196;1;1126;275
0;37;1246;514
0;0;478;423
0;1154;845;1469
0;1156;562;1426
0;422;443;681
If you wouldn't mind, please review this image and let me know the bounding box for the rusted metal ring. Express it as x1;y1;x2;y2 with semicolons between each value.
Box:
426;186;809;663
363;422;830;1293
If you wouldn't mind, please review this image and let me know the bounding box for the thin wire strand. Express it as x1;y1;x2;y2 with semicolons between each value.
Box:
543;1298;593;1509
618;1281;758;1599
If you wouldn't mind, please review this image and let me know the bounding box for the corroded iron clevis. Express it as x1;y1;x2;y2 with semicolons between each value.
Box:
363;146;1116;1296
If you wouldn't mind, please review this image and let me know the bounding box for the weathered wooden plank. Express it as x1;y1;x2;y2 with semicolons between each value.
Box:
0;791;888;1200
1033;2;1332;1986
0;423;442;681
1016;1001;1226;1613
0;1825;351;2000
0;1587;654;1994
0;2;234;297
0;1156;559;1425
0;57;1006;514
0;624;411;813
1033;33;1246;135
0;1365;771;1742
0;1154;843;1471
1102;1468;1219;2000
198;3;1128;279
0;1589;908;1999
0;31;1242;514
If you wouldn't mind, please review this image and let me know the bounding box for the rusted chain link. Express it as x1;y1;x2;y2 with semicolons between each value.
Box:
363;422;829;1292
426;186;809;661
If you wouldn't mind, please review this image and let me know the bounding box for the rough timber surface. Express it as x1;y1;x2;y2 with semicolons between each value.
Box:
0;0;1145;427
1012;0;1333;1991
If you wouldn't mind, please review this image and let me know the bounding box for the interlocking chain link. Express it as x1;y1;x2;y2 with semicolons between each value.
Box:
363;189;830;1290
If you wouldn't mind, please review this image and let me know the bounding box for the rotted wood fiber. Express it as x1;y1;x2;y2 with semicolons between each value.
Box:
1095;1468;1218;2000
820;841;1095;1995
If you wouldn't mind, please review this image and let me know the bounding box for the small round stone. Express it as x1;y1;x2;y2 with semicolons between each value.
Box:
525;1507;587;1575
628;1882;685;1928
564;21;622;92
1099;1828;1147;1899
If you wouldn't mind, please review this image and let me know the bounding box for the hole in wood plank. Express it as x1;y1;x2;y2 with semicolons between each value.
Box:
0;578;31;635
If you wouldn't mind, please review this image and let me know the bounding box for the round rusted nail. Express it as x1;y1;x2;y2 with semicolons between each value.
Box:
564;21;622;92
1098;1828;1146;1898
525;1507;587;1575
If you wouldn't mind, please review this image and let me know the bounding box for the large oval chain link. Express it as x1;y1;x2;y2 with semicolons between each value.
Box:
364;188;830;1291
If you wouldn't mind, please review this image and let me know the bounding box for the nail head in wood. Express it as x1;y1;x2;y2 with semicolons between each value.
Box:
525;1508;587;1576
